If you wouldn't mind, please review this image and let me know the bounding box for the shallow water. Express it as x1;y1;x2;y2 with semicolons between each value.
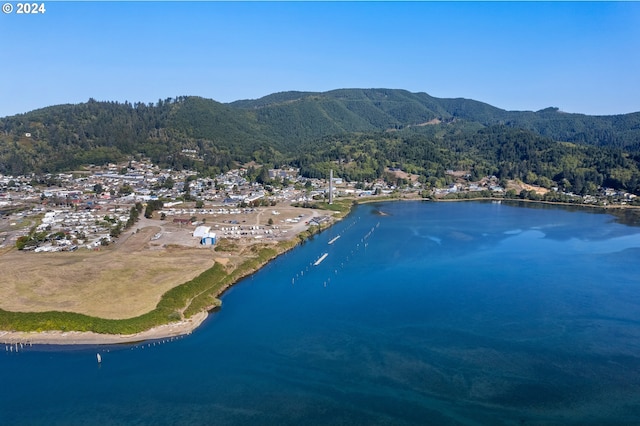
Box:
2;201;640;425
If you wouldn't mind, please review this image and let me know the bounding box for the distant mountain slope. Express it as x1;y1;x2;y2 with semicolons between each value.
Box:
232;89;640;149
232;88;451;130
228;91;315;109
502;109;640;150
0;89;638;194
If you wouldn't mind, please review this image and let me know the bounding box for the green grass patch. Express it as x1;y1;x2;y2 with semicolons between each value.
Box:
0;201;356;336
213;239;239;252
314;199;353;217
0;241;305;334
0;261;230;334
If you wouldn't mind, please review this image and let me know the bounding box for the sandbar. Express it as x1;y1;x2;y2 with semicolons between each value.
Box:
0;311;208;345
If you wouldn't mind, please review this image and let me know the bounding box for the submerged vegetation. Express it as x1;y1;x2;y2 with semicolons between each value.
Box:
2;88;640;335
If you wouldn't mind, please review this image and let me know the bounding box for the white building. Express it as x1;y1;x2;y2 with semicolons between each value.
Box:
193;226;211;239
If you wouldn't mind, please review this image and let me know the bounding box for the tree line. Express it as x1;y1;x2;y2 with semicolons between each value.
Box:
1;91;639;195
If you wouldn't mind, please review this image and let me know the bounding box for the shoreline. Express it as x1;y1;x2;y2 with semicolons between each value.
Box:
2;197;638;346
0;311;209;346
0;236;299;346
0;203;348;346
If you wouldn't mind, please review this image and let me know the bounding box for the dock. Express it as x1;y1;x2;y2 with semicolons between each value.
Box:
314;253;328;266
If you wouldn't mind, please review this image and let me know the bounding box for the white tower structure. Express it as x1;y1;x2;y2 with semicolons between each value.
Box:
329;169;334;204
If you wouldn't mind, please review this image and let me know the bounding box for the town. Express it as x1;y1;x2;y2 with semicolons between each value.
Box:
1;158;638;253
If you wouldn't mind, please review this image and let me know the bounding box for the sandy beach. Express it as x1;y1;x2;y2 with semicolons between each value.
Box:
0;311;208;345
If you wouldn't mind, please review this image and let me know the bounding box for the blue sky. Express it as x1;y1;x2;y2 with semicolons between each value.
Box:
1;1;639;117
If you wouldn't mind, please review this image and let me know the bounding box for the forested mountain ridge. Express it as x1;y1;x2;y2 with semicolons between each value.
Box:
1;89;639;194
230;89;640;149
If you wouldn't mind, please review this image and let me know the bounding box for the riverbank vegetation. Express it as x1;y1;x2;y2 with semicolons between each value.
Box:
2;195;638;335
0;243;286;334
3;88;640;335
0;205;351;334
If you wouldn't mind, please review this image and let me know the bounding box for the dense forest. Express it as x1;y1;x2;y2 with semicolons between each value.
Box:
1;89;639;194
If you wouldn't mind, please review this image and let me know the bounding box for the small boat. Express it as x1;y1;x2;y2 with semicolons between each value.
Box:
96;353;102;364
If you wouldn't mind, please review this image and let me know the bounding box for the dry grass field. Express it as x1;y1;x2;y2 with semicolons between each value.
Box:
0;205;323;320
0;226;216;319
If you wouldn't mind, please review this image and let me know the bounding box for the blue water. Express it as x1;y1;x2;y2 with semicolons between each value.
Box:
3;201;640;425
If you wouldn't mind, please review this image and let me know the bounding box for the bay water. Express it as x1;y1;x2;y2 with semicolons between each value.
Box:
2;201;640;425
